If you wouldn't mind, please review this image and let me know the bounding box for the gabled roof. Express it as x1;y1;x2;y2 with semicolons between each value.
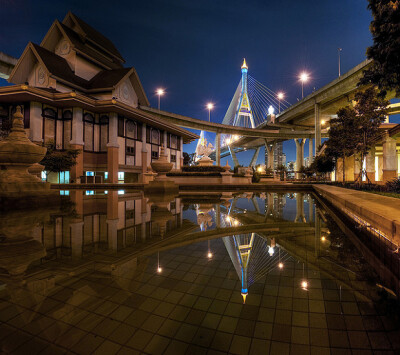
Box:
30;43;88;88
57;21;122;70
87;67;131;90
62;12;124;63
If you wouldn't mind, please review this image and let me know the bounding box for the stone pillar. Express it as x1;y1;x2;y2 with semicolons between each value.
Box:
29;101;43;143
366;147;375;183
314;103;321;155
295;138;305;179
308;138;313;166
70;107;84;182
215;133;221;166
107;112;119;183
215;204;221;228
382;133;398;182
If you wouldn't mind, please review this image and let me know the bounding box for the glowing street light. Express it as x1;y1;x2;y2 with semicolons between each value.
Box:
278;262;284;269
301;280;308;290
277;92;284;113
156;88;165;110
268;105;275;116
299;72;309;99
206;102;214;122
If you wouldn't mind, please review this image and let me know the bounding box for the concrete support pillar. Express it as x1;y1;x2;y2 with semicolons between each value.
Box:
314;103;321;155
266;193;274;217
295;138;306;179
250;147;261;167
215;133;221;166
295;193;305;223
382;133;398;182
107;112;119;183
229;146;239;167
366;147;376;183
265;141;275;169
308;138;313;166
180;137;184;168
308;195;314;223
70;107;84;182
29;101;43;143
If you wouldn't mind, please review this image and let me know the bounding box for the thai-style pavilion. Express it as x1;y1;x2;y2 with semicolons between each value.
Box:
0;12;197;183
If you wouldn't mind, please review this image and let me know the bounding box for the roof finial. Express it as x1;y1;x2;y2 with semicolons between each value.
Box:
241;58;248;70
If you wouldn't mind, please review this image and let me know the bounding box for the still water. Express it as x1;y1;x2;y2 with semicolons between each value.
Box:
0;190;399;354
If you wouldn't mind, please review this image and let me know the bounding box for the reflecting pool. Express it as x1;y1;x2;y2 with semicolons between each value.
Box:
0;190;399;354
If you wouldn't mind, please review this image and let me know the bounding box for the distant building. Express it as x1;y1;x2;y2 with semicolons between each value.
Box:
0;12;197;183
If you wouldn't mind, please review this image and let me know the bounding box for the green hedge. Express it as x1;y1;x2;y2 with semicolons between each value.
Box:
167;172;222;177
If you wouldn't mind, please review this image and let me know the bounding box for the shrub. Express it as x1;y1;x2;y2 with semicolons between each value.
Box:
181;166;225;173
385;178;400;193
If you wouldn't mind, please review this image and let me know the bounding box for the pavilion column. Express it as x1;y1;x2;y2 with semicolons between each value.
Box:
314;103;321;155
29;101;43;144
382;132;398;182
107;112;119;183
366;146;376;183
107;190;119;251
308;138;314;166
295;138;305;179
70;107;84;183
215;133;221;166
141;123;148;181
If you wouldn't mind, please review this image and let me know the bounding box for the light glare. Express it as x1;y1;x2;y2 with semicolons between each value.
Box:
299;72;309;83
277;92;284;100
156;88;165;96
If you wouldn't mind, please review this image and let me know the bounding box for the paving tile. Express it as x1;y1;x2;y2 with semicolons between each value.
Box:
249;338;270;355
126;329;153;351
269;341;290;355
175;323;198;343
192;327;215;348
143;334;170;355
217;316;238;333
291;326;310;345
108;323;136;345
164;340;189;355
210;331;233;352
93;340;121;355
229;335;252;355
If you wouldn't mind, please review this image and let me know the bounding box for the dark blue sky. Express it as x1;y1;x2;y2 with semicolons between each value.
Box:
0;0;373;164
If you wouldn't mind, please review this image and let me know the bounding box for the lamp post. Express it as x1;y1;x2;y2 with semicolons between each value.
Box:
338;48;342;77
206;103;214;122
156;88;165;110
277;92;284;113
299;72;309;99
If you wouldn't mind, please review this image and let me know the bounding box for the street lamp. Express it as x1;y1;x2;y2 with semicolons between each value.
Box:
299;72;309;99
156;88;165;110
277;92;284;113
206;103;214;122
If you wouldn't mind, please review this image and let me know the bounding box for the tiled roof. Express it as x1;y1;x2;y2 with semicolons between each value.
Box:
88;68;131;89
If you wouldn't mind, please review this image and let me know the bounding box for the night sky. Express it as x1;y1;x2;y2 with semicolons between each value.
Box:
0;0;374;164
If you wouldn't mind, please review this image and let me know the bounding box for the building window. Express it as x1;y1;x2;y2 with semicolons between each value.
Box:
171;154;176;162
126;146;135;155
118;116;124;137
83;112;95;151
42;107;57;143
151;150;159;159
86;171;95;176
118;172;125;181
150;128;160;145
126;120;137;139
169;134;178;149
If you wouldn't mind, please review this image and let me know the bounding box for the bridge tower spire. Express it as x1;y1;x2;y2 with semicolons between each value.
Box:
233;59;255;129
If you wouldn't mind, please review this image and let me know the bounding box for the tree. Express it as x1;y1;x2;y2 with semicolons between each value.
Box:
352;88;389;183
325;107;358;182
360;1;400;97
310;155;335;180
40;140;80;182
287;161;294;171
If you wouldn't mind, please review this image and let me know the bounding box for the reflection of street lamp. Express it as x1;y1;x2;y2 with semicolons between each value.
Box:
301;263;308;290
299;72;309;99
206;103;214;122
207;240;212;259
157;251;162;273
277;92;284;113
156;89;165;110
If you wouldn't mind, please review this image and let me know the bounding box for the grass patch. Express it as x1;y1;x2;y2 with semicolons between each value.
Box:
365;191;400;199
